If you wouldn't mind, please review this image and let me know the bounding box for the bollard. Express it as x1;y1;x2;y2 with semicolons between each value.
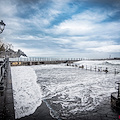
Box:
90;66;92;71
82;65;84;69
114;69;119;74
98;67;100;72
86;65;87;70
94;66;96;71
115;69;117;74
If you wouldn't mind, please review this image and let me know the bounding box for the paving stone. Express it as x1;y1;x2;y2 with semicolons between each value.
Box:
5;115;15;120
0;113;4;120
107;114;118;119
6;88;13;95
7;83;12;89
5;103;15;117
0;96;5;103
5;95;13;104
0;104;4;111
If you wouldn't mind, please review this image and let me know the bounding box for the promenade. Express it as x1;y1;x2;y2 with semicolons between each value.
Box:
0;62;15;120
0;58;120;120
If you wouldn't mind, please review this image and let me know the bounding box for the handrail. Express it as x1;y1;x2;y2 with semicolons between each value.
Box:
9;57;82;62
0;58;9;83
0;58;9;96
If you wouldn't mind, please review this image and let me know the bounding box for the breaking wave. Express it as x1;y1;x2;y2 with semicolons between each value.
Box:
32;63;120;119
11;66;42;119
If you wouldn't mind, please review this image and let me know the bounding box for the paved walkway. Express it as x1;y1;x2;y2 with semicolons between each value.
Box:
0;64;15;120
66;99;120;120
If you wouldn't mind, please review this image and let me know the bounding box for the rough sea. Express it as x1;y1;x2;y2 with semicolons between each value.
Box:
31;60;120;119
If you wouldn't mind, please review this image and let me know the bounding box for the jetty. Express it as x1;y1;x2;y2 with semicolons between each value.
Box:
9;57;81;66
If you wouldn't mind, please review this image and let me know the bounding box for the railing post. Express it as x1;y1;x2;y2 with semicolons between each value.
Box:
95;66;96;71
86;65;87;70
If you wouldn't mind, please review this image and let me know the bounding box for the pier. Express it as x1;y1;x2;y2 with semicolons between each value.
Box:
67;63;119;74
9;57;81;66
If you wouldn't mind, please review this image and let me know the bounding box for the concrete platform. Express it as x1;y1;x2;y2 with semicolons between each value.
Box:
0;63;15;120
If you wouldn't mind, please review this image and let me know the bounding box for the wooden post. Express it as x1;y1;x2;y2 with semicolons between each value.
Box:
95;66;96;71
90;66;92;71
86;65;87;70
118;83;120;99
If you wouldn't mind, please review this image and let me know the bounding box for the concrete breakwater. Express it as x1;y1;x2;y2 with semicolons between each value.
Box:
8;57;81;66
10;60;79;66
67;62;120;74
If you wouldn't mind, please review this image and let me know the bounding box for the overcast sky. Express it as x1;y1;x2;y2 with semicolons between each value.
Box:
0;0;120;58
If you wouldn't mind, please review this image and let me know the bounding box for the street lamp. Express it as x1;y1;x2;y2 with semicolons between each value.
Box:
0;20;6;34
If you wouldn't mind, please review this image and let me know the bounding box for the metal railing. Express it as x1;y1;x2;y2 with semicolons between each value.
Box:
67;63;120;75
115;81;120;99
0;58;9;96
9;57;82;62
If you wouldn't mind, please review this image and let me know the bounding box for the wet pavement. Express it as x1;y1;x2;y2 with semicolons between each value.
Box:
17;97;120;120
0;64;15;120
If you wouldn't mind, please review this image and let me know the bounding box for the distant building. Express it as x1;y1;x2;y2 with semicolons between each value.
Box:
0;49;27;58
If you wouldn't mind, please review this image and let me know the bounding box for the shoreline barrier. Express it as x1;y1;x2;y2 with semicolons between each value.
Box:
67;63;119;75
9;57;82;62
9;58;81;66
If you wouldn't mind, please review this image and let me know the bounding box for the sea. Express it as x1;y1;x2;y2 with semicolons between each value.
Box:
32;60;120;119
11;59;120;119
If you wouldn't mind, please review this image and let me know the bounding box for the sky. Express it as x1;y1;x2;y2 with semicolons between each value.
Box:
0;0;120;58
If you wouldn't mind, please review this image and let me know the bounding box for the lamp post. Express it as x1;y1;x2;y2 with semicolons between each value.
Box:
0;20;6;57
0;20;6;34
0;20;6;96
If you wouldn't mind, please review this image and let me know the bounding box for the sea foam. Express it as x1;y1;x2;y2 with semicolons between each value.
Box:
11;66;42;119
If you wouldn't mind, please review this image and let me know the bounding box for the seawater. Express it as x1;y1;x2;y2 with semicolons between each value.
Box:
32;60;120;119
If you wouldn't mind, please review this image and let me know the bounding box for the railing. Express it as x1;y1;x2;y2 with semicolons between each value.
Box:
67;63;120;74
9;57;82;62
0;58;9;96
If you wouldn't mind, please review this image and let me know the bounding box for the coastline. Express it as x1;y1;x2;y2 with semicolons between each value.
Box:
12;61;120;120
